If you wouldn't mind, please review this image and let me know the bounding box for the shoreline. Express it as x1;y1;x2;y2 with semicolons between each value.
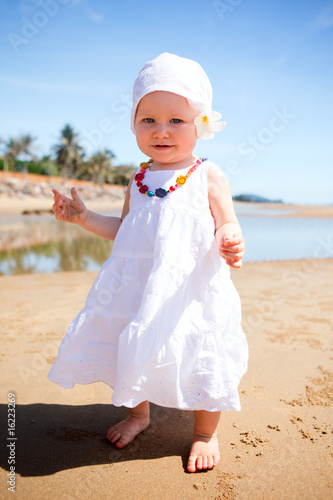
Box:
0;194;333;218
234;201;333;218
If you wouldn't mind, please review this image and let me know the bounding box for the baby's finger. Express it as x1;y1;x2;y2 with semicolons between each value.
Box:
71;187;81;201
52;205;62;217
55;208;65;221
223;234;242;247
221;249;243;260
52;200;63;212
220;243;242;253
226;259;243;269
52;189;69;204
52;188;62;201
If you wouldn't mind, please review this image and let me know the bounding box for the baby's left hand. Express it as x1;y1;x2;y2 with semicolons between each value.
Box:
219;232;245;268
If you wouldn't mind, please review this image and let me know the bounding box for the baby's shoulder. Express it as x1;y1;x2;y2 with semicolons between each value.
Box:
205;161;228;182
205;161;230;197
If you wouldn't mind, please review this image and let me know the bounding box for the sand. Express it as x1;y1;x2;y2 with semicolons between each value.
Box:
0;258;332;499
0;185;332;498
1;194;333;218
0;194;125;217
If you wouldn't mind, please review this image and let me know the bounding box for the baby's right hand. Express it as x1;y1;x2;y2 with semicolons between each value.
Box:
52;187;88;226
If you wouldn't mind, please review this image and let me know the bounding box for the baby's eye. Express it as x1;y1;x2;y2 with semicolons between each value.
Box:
143;118;154;123
170;118;183;124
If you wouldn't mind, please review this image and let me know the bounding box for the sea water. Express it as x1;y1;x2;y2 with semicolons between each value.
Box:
0;209;332;275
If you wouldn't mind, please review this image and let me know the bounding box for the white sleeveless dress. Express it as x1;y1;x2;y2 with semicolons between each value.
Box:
48;160;248;412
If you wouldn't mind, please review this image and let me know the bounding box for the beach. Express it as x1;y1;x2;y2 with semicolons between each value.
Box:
0;190;332;499
0;262;332;498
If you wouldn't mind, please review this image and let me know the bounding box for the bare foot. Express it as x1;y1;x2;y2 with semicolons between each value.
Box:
107;414;150;449
187;433;220;472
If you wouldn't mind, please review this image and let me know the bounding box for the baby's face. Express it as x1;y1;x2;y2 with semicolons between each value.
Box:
134;91;199;166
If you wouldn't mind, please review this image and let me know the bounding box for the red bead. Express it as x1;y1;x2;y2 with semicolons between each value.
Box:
135;172;144;181
137;181;142;187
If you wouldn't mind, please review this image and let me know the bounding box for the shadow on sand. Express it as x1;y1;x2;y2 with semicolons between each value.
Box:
0;403;195;476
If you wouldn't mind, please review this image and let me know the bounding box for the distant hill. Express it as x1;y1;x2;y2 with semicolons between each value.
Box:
233;194;283;203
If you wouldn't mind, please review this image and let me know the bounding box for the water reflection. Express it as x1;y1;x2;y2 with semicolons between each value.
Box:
0;216;114;276
0;237;113;275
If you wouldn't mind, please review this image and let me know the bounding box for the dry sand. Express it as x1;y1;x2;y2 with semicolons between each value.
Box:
1;194;333;219
0;193;125;217
0;259;332;499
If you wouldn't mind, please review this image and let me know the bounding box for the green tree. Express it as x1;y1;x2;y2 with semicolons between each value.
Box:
85;149;115;186
38;155;60;177
52;124;84;183
110;164;136;185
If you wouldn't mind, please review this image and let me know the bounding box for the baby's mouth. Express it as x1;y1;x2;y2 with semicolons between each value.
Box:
153;145;172;148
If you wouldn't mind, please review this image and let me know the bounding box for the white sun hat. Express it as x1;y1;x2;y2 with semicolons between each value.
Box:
131;52;226;139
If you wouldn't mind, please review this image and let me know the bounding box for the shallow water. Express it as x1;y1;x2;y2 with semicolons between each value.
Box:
0;209;332;275
238;215;333;262
0;233;113;275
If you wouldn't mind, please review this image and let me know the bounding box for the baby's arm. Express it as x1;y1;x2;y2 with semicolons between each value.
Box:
52;175;134;241
207;165;245;268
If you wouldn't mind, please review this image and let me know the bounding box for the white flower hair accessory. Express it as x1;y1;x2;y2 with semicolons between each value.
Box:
194;111;226;140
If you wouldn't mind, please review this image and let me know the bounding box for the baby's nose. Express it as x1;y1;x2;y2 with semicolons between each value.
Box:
153;123;169;137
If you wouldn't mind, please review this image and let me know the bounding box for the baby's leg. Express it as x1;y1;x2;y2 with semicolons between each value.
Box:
107;400;150;449
187;410;221;473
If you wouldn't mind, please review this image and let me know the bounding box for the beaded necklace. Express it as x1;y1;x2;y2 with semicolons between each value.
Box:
135;157;206;198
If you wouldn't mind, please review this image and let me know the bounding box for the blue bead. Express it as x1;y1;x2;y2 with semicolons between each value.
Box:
155;188;168;198
147;191;154;197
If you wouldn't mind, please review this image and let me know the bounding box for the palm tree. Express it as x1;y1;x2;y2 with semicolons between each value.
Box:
0;138;9;178
19;133;37;180
0;137;21;179
52;124;84;183
0;135;37;180
85;149;115;186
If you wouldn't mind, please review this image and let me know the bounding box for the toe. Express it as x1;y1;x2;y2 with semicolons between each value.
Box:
207;455;214;469
201;456;208;469
196;456;203;470
187;455;197;473
115;439;126;449
107;426;117;440
110;431;121;444
115;431;132;448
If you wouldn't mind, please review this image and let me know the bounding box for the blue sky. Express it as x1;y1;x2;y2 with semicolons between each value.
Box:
1;0;332;204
